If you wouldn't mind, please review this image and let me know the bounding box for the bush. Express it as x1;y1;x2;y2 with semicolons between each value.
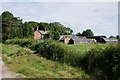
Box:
81;44;120;80
30;40;82;66
5;38;35;47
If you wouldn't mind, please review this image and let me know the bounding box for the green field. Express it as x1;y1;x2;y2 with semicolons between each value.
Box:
66;44;108;53
2;44;89;78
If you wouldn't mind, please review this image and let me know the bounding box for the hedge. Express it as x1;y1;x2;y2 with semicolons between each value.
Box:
81;44;120;80
5;38;35;47
30;40;82;66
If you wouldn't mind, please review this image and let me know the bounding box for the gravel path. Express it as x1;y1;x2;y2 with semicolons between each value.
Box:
0;57;16;79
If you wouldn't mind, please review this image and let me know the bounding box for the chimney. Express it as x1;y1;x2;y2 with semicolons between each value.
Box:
32;28;34;31
44;28;46;32
37;26;39;30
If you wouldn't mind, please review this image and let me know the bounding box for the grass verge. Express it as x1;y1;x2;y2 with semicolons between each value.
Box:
2;44;89;78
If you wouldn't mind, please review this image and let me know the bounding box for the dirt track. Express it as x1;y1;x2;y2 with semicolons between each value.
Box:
0;57;16;79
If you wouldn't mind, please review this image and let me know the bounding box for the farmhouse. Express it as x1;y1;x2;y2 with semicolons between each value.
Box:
60;35;95;44
33;26;50;40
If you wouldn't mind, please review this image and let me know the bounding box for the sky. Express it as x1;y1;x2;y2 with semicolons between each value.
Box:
0;0;119;37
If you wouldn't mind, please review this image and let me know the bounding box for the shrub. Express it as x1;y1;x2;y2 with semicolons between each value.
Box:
5;38;35;47
30;40;82;66
81;44;120;80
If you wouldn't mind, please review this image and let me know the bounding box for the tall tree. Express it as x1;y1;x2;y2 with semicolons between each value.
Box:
109;36;115;38
53;31;60;40
116;35;119;39
49;22;73;35
38;22;50;30
22;22;33;37
1;11;22;41
81;29;94;36
76;32;81;36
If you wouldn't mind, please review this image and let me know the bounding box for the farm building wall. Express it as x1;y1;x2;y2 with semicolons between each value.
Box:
34;31;44;40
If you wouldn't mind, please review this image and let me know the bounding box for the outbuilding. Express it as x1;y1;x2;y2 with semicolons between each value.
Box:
101;38;118;44
60;35;95;44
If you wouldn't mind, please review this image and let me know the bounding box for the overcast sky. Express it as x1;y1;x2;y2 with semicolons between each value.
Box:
1;0;119;37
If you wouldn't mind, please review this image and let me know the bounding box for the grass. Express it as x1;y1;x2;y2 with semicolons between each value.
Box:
65;44;108;53
2;44;89;78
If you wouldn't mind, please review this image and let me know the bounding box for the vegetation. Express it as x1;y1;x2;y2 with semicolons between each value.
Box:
1;11;73;42
4;38;120;79
1;10;120;79
66;44;108;53
2;44;89;78
80;44;120;80
1;11;22;42
5;38;35;47
76;29;94;36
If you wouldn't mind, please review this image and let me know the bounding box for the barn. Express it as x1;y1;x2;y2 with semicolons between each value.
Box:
60;35;95;44
86;36;107;43
101;38;118;44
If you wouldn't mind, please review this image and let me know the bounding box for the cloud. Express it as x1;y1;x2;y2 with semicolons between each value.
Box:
1;2;118;37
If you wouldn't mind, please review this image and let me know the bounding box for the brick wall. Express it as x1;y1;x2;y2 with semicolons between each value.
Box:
34;31;44;40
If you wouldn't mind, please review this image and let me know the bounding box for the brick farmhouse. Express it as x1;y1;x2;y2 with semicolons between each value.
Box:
33;26;50;40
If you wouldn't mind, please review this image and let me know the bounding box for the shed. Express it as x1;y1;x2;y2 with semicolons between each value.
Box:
60;35;94;44
86;36;107;43
102;38;118;44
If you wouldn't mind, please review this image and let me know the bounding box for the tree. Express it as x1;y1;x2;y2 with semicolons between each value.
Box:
1;11;73;41
49;22;73;35
81;29;94;36
2;11;14;21
76;32;81;36
116;35;119;39
109;36;116;38
1;11;22;41
22;22;33;37
28;21;39;28
38;22;50;30
53;31;60;40
66;27;73;35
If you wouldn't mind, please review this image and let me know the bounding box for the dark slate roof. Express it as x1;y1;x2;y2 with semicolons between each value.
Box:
73;38;94;43
60;35;94;42
60;35;78;40
77;36;86;39
103;38;118;42
38;30;50;34
86;36;107;38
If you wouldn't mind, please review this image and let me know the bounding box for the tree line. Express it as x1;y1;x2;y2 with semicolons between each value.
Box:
1;11;73;42
76;29;94;36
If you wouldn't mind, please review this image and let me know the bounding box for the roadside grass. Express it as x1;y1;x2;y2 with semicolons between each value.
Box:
65;44;108;53
2;44;89;78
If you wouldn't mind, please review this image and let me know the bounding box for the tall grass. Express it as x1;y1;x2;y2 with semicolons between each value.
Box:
2;44;89;78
